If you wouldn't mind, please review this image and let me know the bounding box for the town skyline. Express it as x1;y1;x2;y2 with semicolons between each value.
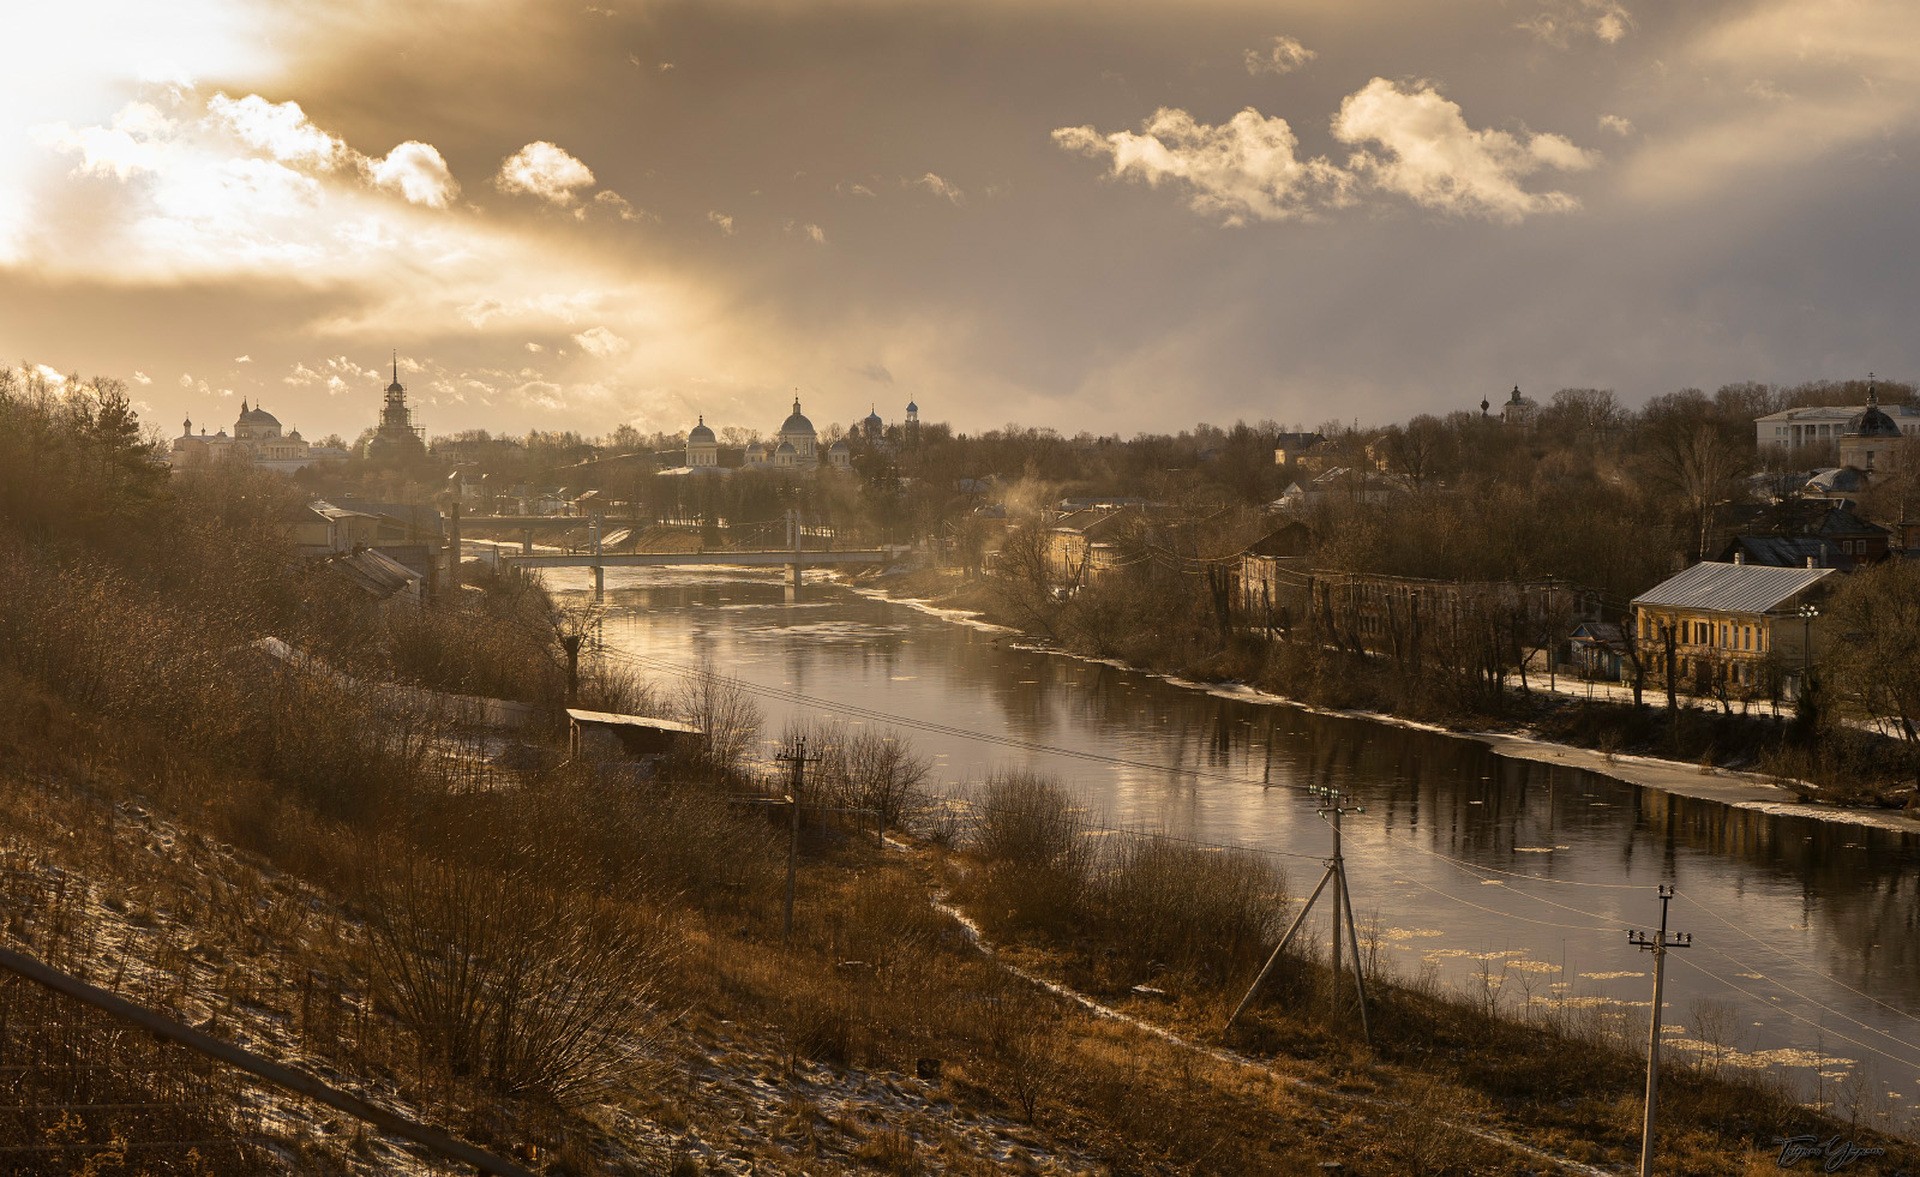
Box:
6;0;1919;441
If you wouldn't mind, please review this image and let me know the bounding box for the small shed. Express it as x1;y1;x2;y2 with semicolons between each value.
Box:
1568;621;1627;682
565;708;702;760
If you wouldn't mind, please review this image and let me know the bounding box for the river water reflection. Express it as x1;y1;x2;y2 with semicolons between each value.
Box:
558;568;1920;1126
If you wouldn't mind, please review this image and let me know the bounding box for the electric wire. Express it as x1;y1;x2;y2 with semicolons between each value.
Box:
588;641;1333;800
1682;939;1920;1059
1669;955;1920;1076
1675;893;1920;1030
1337;843;1629;933
524;568;1920;1071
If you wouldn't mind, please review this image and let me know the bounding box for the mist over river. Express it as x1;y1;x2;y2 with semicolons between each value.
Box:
548;566;1920;1128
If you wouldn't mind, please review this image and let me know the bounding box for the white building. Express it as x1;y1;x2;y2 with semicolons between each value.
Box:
1755;401;1920;452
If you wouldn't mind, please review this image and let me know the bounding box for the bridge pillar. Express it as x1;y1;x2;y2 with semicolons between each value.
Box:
590;515;604;600
521;529;534;555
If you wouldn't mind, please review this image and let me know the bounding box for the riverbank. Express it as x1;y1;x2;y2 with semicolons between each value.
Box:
860;566;1920;837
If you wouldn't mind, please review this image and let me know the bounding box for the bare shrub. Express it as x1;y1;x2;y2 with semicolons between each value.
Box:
363;854;666;1105
1095;835;1284;984
969;771;1093;936
785;720;932;838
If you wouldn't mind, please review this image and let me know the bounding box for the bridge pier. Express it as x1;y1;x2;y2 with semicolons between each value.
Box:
590;516;605;600
521;529;534;555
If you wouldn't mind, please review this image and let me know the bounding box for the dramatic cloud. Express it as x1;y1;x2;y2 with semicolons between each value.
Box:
1052;107;1350;226
1332;79;1598;222
367;141;458;208
494;141;596;205
1056;81;1594;226
9;0;1920;442
1244;36;1316;76
206;93;345;168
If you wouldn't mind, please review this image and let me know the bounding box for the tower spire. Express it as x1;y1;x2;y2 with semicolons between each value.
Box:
392;350;399;385
1868;372;1879;408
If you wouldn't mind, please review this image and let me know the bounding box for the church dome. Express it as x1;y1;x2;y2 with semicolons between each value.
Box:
863;407;882;427
688;416;715;443
238;402;280;426
906;400;918;413
775;440;797;456
829;437;849;451
1848;405;1902;439
780;399;815;436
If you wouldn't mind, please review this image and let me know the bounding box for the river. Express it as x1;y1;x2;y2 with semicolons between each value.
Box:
549;566;1920;1130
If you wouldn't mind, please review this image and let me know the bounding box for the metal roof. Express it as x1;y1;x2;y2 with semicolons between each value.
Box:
1630;561;1833;614
564;708;703;735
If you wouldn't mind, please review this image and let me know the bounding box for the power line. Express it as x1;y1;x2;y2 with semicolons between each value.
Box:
591;643;1331;799
1683;940;1920;1058
1669;955;1920;1076
1339;844;1628;933
525;575;1920;1056
1675;893;1920;1031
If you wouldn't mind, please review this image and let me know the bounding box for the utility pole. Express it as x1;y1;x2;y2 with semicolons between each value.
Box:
1628;884;1692;1177
1226;786;1371;1045
776;737;815;941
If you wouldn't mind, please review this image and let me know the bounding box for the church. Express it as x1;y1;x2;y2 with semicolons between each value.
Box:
364;358;428;464
681;396;921;472
168;401;347;474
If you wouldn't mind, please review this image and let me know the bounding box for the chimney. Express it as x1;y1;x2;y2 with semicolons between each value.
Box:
1807;555;1817;569
1732;550;1745;565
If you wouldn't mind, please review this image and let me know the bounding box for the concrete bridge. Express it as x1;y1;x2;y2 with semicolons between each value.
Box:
466;511;902;597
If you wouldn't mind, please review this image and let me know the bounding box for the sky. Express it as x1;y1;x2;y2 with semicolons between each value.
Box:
5;0;1919;444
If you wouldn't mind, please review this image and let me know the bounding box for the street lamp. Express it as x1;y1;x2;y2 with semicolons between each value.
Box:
1799;602;1819;697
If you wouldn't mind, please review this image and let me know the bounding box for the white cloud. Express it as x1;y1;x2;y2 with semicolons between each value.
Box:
35;364;68;384
494;141;596;205
911;172;966;204
835;180;876;197
515;380;566;411
802;222;826;244
131;371;151;384
368;141;459;208
525;341;545;352
234;354;252;362
592;190;646;221
572;326;630;357
41;101;177;180
707;210;735;235
205;93;345;168
1332;78;1597;222
1518;1;1633;48
1599;114;1634;136
1052;107;1351;226
1244;35;1316;76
